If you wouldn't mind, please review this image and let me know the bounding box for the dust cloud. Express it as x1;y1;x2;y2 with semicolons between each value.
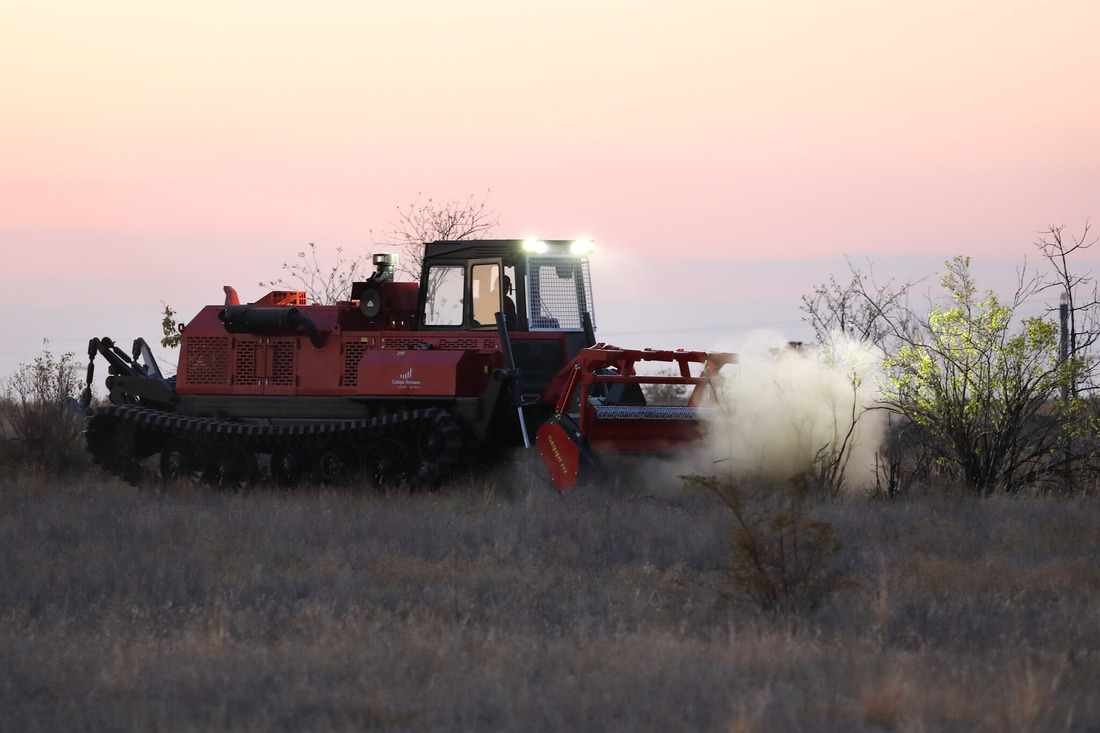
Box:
699;331;887;492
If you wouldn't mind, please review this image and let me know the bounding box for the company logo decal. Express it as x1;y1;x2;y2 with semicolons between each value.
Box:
391;367;421;389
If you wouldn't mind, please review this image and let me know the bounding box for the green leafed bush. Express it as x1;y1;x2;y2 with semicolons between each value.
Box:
882;257;1090;493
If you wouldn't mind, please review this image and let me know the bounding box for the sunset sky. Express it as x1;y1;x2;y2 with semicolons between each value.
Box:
2;0;1098;378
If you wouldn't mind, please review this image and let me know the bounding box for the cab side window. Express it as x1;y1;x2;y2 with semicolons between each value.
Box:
471;263;502;326
424;265;465;327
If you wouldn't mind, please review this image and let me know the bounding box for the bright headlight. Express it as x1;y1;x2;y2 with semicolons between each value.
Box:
523;238;549;254
571;239;595;254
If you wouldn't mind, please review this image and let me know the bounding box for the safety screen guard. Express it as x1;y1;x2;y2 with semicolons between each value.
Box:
525;255;595;331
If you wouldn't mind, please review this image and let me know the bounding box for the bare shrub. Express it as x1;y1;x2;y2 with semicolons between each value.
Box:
870;415;937;498
0;343;88;476
683;473;844;613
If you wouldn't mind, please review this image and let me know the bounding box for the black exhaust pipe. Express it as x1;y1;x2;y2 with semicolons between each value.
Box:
219;306;325;348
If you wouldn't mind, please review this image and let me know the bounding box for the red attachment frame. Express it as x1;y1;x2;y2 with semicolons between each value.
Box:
549;343;736;454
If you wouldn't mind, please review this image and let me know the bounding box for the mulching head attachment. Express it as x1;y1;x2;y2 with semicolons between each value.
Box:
536;344;736;491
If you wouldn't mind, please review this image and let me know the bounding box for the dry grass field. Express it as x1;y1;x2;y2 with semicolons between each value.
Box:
2;460;1098;732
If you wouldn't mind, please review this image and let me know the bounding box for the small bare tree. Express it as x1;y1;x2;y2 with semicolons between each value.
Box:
258;193;499;306
1035;221;1100;395
805;349;877;499
262;242;372;305
799;257;920;356
377;191;499;280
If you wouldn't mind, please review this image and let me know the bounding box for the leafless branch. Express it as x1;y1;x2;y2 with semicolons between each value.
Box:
375;191;499;279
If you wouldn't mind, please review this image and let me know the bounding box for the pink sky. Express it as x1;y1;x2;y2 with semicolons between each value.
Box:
2;1;1098;377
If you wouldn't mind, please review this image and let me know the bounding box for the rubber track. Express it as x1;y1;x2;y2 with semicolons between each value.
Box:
84;404;464;488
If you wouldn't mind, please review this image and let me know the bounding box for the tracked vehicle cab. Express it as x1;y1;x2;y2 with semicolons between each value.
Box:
417;239;596;335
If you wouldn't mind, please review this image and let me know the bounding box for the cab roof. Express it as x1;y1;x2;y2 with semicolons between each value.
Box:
423;239;589;262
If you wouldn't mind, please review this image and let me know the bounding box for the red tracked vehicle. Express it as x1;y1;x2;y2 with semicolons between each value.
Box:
75;239;735;490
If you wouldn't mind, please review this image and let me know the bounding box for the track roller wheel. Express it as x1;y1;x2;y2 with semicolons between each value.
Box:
316;440;362;485
413;410;463;485
159;436;202;484
270;445;308;489
202;442;256;490
362;437;413;491
86;412;142;482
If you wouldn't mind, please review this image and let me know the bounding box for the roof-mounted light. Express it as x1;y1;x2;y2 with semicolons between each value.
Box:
571;239;595;255
523;238;549;254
